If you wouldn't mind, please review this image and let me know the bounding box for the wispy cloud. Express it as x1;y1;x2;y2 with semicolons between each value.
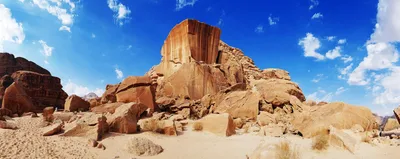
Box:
0;4;25;52
176;0;198;11
268;15;279;25
311;13;323;19
38;40;53;64
107;0;131;26
255;25;264;33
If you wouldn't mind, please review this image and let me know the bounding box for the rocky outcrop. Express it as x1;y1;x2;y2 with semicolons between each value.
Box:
383;118;400;131
2;82;34;116
212;90;260;120
0;53;50;77
64;95;90;112
100;84;119;104
11;71;67;111
157;19;221;77
292;102;378;138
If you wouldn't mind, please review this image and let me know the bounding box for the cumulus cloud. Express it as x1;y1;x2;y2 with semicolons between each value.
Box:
309;0;319;10
299;33;325;60
63;80;105;97
176;0;198;11
348;43;399;85
325;46;342;59
21;0;76;31
254;25;264;33
311;13;323;19
108;0;131;26
115;67;123;79
0;4;25;52
268;15;279;25
38;40;53;64
338;39;347;44
338;63;353;80
370;0;400;43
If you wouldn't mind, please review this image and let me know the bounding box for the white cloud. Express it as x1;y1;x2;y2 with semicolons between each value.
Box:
374;67;400;105
254;25;264;33
325;46;342;59
107;0;131;26
176;0;198;11
370;0;400;43
338;63;353;80
348;43;399;85
309;0;319;10
298;33;325;60
341;55;353;63
268;15;279;25
115;68;123;79
311;74;324;83
326;36;336;41
127;45;132;50
311;13;323;19
217;18;223;26
63;80;105;97
38;40;53;63
0;4;25;52
91;33;96;38
59;25;70;32
23;0;76;31
335;87;347;95
338;39;347;44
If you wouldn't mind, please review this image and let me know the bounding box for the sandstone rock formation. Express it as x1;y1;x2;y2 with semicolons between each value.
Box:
11;71;67;111
0;53;50;77
42;120;64;136
292;102;378;138
64;95;90;112
2;82;34;116
383;118;400;131
394;106;400;124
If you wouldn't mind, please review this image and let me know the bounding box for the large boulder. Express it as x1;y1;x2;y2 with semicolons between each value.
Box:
108;102;148;134
11;71;67;111
2;82;34;116
199;113;236;136
42;121;64;136
252;79;305;107
329;126;358;153
292;102;379;138
100;84;119;104
115;76;156;112
125;137;163;156
64;95;90;112
212;90;260;120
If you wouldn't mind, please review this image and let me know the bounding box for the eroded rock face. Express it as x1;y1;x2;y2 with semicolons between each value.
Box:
394;106;400;124
11;71;67;111
0;53;50;77
157;19;221;77
2;82;34;116
212;90;260;120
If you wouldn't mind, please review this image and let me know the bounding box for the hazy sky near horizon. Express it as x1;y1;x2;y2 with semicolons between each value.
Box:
1;0;400;115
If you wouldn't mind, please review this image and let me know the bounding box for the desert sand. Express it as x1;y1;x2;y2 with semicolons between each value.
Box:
1;115;399;159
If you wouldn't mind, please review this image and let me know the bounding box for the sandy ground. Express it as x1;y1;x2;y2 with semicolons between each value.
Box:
1;116;400;159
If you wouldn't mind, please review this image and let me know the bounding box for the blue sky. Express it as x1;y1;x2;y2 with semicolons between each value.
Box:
1;0;400;115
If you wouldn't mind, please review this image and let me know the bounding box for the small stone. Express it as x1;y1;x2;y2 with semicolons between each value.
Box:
97;143;106;150
88;139;98;147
